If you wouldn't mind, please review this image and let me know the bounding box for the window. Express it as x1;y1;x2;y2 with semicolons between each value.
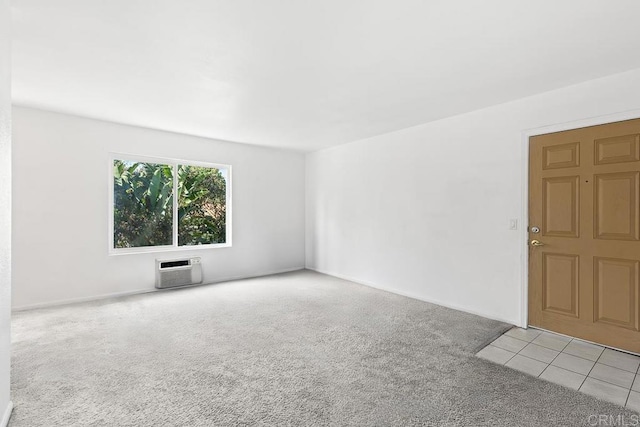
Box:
110;155;231;253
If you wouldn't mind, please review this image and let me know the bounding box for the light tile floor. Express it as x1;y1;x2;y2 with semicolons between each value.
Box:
477;327;640;412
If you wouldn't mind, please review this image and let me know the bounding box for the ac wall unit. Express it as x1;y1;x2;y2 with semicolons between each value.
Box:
155;257;203;289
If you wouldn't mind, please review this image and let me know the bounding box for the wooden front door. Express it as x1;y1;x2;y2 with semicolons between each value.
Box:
529;118;640;353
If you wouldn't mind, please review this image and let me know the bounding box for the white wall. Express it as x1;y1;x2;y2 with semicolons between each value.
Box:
12;107;306;309
0;0;11;423
306;68;640;326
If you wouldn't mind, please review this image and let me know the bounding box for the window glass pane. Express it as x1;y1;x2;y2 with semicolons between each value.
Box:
178;165;227;246
113;160;174;248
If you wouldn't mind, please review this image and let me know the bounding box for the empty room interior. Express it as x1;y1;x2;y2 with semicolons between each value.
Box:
3;0;640;425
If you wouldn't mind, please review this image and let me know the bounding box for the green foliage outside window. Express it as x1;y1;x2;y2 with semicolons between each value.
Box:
113;159;227;249
178;165;227;246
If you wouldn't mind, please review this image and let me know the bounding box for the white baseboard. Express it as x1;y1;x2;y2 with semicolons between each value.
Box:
13;288;158;312
12;267;305;312
205;267;305;286
307;267;517;326
1;401;13;427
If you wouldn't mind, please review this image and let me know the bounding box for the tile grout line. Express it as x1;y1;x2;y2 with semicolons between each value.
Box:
535;337;572;378
492;328;541;365
551;338;603;366
529;332;572;353
513;351;553;366
504;333;536;345
501;345;631;395
624;355;636;408
580;368;635;394
562;341;605;362
503;348;517;365
596;357;640;374
584;349;639;395
626;361;640;408
495;331;585;374
491;333;532;356
506;344;533;366
578;346;604;391
480;344;517;365
482;329;640;408
494;329;537;364
511;332;571;377
531;326;640;360
554;339;639;392
577;346;629;396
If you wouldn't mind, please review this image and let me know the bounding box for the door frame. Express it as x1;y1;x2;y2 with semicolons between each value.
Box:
519;109;640;328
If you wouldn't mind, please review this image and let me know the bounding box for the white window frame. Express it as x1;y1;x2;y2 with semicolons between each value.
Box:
108;153;232;255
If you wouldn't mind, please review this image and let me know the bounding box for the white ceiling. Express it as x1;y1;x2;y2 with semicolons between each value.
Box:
11;1;640;152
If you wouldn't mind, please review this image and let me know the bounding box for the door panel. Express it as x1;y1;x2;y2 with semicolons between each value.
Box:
593;257;639;331
543;176;580;237
595;134;640;165
594;172;639;241
529;118;640;353
543;142;580;169
542;253;579;317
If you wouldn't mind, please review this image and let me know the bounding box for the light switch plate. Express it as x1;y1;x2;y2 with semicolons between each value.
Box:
509;219;518;230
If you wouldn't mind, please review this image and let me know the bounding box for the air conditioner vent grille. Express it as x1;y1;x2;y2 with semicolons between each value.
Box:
155;257;203;289
160;260;189;268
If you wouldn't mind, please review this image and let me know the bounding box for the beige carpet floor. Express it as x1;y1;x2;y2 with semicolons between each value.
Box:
9;270;637;426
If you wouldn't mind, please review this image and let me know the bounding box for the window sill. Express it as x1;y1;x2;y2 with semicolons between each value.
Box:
109;242;232;256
